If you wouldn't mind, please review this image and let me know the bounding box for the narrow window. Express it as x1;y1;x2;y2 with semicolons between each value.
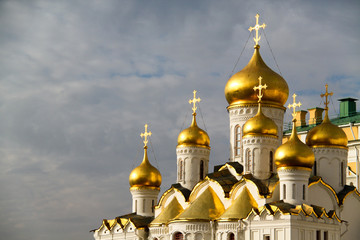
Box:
200;160;204;180
264;235;270;240
228;233;235;240
152;200;155;213
142;199;145;212
283;184;286;199
135;200;137;213
292;183;296;199
269;151;273;172
179;160;183;181
246;149;251;172
235;125;241;156
316;230;321;240
303;185;306;200
174;232;184;240
341;162;344;186
314;160;317;175
324;231;328;240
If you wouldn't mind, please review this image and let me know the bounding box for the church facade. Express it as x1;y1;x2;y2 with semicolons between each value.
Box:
92;15;360;240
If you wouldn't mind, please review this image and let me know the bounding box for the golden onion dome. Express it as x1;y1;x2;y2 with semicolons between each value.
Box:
275;121;315;169
306;112;348;148
243;104;278;138
129;147;162;189
224;45;289;108
177;113;210;148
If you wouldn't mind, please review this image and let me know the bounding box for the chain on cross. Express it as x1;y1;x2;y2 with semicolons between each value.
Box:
253;76;267;102
189;90;201;114
288;93;302;120
140;124;152;147
320;84;333;111
248;13;266;45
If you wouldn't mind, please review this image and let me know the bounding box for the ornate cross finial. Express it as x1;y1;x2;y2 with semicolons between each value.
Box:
248;13;266;45
189;90;201;114
320;84;333;111
253;76;267;102
140;124;152;147
288;93;302;120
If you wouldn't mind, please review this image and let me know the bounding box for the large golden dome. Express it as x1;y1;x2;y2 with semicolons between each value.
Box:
306;113;348;148
275;121;315;169
177;114;210;148
129;147;162;189
224;45;289;108
243;104;278;138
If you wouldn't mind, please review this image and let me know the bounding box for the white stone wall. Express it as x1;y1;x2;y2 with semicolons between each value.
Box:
130;188;159;216
277;168;311;205
176;146;210;190
312;147;348;193
228;105;285;163
242;136;278;179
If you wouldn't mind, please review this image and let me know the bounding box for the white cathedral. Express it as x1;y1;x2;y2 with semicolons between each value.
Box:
91;15;360;240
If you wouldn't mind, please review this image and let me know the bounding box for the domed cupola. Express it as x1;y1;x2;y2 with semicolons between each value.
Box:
275;94;314;205
224;44;289;108
306;86;348;148
275;94;315;170
243;102;278;138
129;146;162;188
129;125;162;189
129;124;162;217
177;91;210;149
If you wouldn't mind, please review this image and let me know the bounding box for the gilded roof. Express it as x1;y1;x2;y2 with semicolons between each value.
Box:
150;197;184;226
217;187;258;221
177;114;210;148
92;213;154;232
207;168;239;198
171;187;225;222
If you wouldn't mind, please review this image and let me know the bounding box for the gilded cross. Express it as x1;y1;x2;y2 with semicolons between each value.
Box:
288;93;302;120
140;124;152;147
189;90;201;114
320;84;333;110
248;13;266;45
253;76;267;102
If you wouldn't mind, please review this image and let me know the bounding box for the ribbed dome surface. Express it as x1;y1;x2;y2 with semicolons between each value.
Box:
243;104;278;138
275;122;315;169
225;45;289;108
306;114;348;148
129;147;162;188
177;114;210;148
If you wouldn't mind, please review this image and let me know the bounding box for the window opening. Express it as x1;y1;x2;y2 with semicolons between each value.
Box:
283;184;286;199
228;233;235;240
235;125;241;156
200;160;204;180
174;232;184;240
270;151;273;172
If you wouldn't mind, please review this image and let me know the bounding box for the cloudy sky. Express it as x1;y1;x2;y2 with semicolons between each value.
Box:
0;0;359;239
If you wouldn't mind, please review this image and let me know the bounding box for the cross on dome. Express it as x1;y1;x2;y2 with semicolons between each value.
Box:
288;93;302;120
189;90;201;115
248;13;266;46
140;124;152;147
253;76;267;102
320;84;333;111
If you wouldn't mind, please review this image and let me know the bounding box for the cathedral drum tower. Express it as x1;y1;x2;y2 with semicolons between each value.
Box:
224;14;289;163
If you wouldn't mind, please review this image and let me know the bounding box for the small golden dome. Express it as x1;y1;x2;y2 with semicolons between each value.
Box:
129;147;162;188
306;113;348;148
224;45;289;108
243;104;278;138
275;121;315;169
177;114;210;148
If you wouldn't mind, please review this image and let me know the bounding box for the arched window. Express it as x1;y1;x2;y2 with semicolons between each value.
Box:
200;160;204;180
269;151;273;172
174;232;184;240
341;161;344;186
235;125;241;156
283;184;286;199
152;200;155;213
228;233;235;240
179;160;183;181
246;149;251;172
303;184;306;200
292;183;296;199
